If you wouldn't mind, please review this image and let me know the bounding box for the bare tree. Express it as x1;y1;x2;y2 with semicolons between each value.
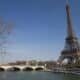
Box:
0;17;14;64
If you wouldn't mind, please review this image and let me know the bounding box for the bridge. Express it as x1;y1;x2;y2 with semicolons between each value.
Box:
0;65;47;71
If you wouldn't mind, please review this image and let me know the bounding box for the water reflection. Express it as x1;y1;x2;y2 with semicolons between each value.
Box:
63;73;80;80
0;72;80;80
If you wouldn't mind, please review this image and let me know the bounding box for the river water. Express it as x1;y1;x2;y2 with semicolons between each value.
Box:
0;71;80;80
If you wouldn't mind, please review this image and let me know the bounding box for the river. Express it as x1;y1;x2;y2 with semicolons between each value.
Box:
0;71;80;80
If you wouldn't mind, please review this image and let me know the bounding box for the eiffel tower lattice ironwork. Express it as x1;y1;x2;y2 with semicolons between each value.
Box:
59;2;80;64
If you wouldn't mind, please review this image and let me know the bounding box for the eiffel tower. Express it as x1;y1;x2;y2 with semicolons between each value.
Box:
58;1;80;64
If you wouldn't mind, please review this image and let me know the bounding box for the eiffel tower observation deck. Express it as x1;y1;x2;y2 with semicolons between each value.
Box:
59;1;80;64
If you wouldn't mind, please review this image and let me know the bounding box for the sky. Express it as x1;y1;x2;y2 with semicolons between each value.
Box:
0;0;80;63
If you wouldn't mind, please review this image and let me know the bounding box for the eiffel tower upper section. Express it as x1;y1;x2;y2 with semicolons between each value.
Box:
65;2;80;51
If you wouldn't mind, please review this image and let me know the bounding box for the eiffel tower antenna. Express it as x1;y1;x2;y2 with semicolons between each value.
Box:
66;0;75;38
66;0;69;4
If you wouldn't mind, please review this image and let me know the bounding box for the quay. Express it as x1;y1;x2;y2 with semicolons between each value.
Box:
51;68;80;75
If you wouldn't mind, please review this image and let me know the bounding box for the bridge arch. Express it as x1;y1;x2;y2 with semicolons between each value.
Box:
23;67;34;71
35;67;44;71
0;67;5;71
7;67;21;71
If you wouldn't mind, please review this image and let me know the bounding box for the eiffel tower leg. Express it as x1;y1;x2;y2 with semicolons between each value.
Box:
68;57;73;64
75;56;80;63
58;56;64;65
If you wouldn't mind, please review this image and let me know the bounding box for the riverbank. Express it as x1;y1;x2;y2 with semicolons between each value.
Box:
51;70;80;75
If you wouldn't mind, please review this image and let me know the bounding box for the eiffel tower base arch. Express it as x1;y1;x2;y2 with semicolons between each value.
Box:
58;55;80;65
